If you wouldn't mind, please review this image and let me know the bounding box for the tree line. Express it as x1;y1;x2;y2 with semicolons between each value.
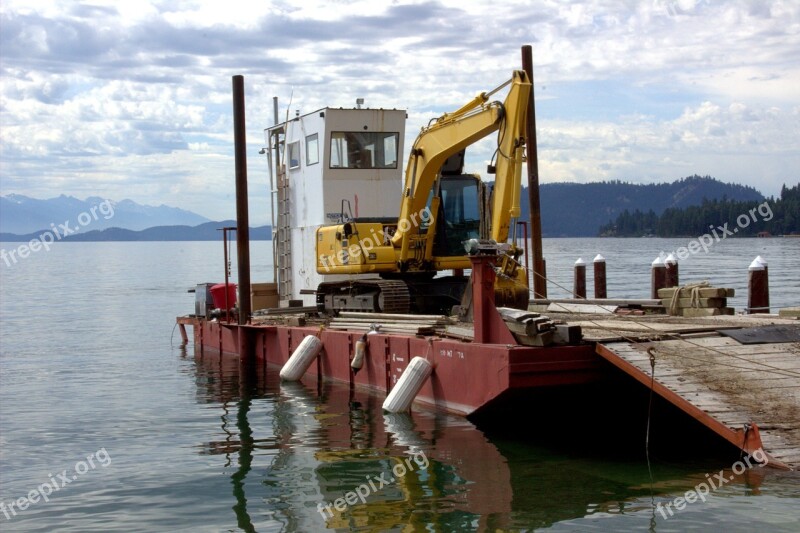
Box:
598;183;799;237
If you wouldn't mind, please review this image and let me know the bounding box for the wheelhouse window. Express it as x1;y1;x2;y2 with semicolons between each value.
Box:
288;141;301;170
305;134;319;166
329;132;399;169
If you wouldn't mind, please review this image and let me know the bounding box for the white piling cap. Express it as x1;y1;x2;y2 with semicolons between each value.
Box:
749;258;765;271
593;254;605;263
754;255;768;267
574;257;586;266
652;256;664;266
665;253;677;264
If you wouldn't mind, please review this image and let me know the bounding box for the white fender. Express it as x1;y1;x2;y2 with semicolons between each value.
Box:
382;356;433;413
280;335;323;381
351;337;367;373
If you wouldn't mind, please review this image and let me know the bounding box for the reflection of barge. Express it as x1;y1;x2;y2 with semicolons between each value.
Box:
195;352;699;531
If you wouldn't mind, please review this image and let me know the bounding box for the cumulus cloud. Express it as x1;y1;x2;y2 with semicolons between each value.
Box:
0;0;797;223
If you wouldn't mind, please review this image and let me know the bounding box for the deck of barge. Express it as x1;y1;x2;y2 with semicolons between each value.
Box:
556;313;800;470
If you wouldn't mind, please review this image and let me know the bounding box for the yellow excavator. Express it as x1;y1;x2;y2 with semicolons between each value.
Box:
316;70;532;314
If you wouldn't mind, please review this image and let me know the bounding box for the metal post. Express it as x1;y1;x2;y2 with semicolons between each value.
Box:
517;220;530;287
573;258;586;299
469;255;496;344
593;254;606;299
271;96;280;284
220;227;236;322
651;256;667;299
521;45;546;298
232;75;252;341
747;256;769;314
665;253;679;288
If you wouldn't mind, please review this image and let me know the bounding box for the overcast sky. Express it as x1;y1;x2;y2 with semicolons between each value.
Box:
1;0;798;224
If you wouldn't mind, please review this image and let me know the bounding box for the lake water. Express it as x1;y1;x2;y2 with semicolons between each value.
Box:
1;238;798;532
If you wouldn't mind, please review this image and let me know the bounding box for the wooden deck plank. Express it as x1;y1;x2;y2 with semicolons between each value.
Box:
597;335;799;470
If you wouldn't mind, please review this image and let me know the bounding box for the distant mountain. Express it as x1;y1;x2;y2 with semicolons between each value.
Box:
517;175;765;237
0;221;271;242
0;194;211;234
1;176;767;240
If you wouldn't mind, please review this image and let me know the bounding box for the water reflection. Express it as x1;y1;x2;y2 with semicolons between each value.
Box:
187;353;797;532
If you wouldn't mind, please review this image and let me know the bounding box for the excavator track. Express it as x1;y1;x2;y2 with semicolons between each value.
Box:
317;279;411;314
375;280;411;314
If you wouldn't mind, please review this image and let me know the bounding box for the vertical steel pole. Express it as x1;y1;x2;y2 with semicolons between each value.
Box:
521;45;546;298
469;255;497;344
223;228;230;322
232;75;252;329
272;96;280;283
573;258;586;299
593;254;607;299
517;221;530;287
651;256;667;299
665;253;679;288
747;256;769;314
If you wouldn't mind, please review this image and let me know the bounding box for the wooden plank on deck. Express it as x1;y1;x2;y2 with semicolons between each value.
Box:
597;334;799;470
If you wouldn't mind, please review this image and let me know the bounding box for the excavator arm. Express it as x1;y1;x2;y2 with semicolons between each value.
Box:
391;70;531;262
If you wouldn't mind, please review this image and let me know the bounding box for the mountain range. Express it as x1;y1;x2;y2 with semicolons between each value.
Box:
0;220;271;242
519;175;765;237
0;176;770;240
0;194;210;235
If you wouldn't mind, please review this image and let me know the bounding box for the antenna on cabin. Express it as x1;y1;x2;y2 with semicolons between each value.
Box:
356;98;364;109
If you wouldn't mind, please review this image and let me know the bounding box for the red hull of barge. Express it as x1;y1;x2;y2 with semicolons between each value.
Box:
191;319;605;416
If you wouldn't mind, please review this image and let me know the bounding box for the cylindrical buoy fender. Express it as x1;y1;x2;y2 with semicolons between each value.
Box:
351;334;367;374
382;357;433;413
280;335;323;381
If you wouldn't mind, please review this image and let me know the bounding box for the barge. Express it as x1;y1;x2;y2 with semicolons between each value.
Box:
177;46;799;470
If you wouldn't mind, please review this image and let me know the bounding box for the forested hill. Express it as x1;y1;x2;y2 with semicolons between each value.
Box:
598;183;799;237
518;175;764;237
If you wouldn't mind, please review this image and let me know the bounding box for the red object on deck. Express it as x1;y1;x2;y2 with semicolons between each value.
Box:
210;283;237;309
469;254;518;345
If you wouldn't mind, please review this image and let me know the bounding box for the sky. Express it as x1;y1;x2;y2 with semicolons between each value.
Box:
1;0;798;224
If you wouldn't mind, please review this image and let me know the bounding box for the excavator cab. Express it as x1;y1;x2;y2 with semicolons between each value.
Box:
431;175;482;257
423;149;483;257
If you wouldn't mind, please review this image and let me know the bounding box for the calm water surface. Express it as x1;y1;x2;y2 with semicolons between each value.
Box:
1;239;798;532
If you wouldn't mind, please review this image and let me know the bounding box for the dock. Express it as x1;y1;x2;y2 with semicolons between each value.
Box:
588;315;800;469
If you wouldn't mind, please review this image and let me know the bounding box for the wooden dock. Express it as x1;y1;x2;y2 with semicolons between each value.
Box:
594;319;800;470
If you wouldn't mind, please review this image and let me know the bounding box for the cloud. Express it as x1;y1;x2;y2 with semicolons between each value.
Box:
0;0;797;223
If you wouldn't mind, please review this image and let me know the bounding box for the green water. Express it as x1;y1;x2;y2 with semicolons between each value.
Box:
1;240;798;531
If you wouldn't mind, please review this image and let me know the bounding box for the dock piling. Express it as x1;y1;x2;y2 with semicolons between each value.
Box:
747;256;770;314
574;258;586;299
665;253;679;288
521;45;546;299
593;254;606;299
651;256;666;298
